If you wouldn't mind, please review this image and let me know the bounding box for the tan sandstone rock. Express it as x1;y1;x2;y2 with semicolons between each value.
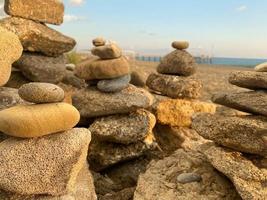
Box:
92;37;106;47
156;99;216;127
75;57;130;80
202;144;267;200
91;44;122;59
0;17;76;57
18;83;65;103
0;103;80;138
171;41;189;50
134;149;241;200
0;128;91;196
255;62;267;72
4;0;64;25
0;27;22;86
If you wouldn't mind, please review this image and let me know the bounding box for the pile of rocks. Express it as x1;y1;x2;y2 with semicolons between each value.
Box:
192;66;267;199
73;38;157;172
0;0;77;86
146;41;216;127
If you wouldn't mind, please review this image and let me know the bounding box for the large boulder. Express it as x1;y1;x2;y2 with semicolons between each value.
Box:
0;128;91;196
0;103;80;138
156;99;216;127
229;71;267;90
0;164;97;200
89;109;156;144
0;17;76;57
192;113;267;156
4;0;64;25
72;85;154;118
146;73;202;99
202;144;267;200
14;53;66;83
75;57;130;80
134;149;240;200
157;50;197;76
212;91;267;116
0;87;26;111
0;27;22;86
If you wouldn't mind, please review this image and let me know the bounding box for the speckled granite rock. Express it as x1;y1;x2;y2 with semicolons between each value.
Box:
146;73;202;99
14;53;66;83
18;83;65;103
0;128;91;196
97;74;130;93
134;149;240;200
0;27;23;86
157;50;197;76
212;91;267;116
89;109;156;144
0;17;76;56
72;85;154;118
0;164;97;200
4;0;64;25
0;87;26;111
202;144;267;200
192;113;267;156
229;71;267;90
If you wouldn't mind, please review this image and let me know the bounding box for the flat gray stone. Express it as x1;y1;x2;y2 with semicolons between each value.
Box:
229;71;267;90
97;74;130;93
212;91;267;116
192;113;267;156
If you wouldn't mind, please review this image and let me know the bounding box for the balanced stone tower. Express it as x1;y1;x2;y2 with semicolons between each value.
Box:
192;66;267;199
146;41;216;128
74;38;157;171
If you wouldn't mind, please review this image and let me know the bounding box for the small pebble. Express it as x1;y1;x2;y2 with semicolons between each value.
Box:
172;41;189;50
177;172;202;184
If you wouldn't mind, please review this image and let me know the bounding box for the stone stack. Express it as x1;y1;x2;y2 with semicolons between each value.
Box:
73;38;157;171
192;68;267;199
146;41;216;127
0;0;76;86
0;82;97;199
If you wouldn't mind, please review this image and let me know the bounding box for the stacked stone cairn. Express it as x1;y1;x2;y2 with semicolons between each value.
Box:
192;65;267;199
146;41;216;128
74;38;157;171
0;1;97;199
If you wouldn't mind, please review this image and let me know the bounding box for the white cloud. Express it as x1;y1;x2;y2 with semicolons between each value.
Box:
64;14;85;22
69;0;84;6
236;5;248;12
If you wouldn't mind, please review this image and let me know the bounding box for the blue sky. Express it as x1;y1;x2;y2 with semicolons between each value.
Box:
1;0;267;58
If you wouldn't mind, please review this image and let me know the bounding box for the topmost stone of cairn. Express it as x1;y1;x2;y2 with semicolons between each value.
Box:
171;41;189;50
92;37;106;47
255;62;267;72
4;0;64;25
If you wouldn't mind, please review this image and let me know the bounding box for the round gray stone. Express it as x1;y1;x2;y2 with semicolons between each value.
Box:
97;74;131;93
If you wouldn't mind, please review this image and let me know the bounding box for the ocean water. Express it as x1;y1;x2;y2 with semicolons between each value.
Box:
135;56;267;68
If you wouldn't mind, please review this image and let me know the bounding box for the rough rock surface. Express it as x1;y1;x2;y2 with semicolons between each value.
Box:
255;62;267;72
0;103;80;138
62;71;87;89
157;50;197;76
97;74;130;93
202;144;267;200
130;70;146;87
18;83;65;103
92;37;106;47
0;87;26;111
0;27;23;86
89;109;156;144
91;44;122;59
172;41;189;50
134;149;240;200
146;73;202;99
88;137;156;171
0;128;91;196
4;0;64;25
156;99;216;127
212;91;267;116
192;113;267;156
0;164;97;200
14;53;66;83
75;57;130;80
5;70;30;88
0;17;76;57
98;187;135;200
72;85;154;118
229;71;267;90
